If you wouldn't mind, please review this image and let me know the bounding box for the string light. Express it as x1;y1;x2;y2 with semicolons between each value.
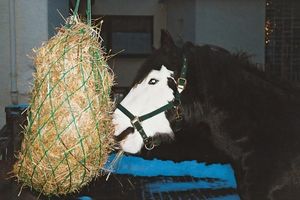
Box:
265;0;274;45
265;19;274;45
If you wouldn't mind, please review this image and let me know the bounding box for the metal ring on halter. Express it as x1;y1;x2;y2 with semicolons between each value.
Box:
144;142;155;150
177;77;187;93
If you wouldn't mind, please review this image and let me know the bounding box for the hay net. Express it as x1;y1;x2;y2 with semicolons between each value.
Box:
13;0;115;196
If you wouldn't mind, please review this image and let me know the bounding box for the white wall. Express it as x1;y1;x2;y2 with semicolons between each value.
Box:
0;0;48;128
15;0;48;103
0;0;69;128
93;0;167;87
0;0;11;127
195;0;265;64
166;0;196;45
48;0;69;38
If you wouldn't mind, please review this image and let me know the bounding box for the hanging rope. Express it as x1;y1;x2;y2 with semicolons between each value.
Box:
74;0;80;15
87;0;92;25
73;0;92;25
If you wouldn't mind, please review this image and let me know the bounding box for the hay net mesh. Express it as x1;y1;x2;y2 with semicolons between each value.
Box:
13;2;115;196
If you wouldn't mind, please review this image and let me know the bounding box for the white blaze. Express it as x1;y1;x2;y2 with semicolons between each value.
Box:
113;65;175;153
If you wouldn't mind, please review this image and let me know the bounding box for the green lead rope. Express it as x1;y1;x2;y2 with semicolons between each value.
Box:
116;56;188;150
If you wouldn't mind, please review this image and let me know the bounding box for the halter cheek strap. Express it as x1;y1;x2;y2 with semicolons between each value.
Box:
116;56;188;150
177;57;187;93
116;95;180;150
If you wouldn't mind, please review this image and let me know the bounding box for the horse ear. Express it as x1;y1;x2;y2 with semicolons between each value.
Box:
160;30;176;51
183;42;196;55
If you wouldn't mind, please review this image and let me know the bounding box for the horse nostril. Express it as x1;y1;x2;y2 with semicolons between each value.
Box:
114;127;134;142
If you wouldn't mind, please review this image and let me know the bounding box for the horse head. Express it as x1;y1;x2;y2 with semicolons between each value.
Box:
113;30;188;154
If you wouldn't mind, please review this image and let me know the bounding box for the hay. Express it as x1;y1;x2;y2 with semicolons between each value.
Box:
13;17;115;196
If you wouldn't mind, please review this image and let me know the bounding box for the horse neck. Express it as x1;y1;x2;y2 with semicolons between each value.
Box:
180;47;246;121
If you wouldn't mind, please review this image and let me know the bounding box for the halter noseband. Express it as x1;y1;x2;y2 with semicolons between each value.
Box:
116;57;188;150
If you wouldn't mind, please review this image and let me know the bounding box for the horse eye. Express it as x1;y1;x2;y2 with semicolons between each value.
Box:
148;78;159;85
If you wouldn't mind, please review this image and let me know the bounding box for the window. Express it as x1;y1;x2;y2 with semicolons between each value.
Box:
94;15;153;57
265;0;300;82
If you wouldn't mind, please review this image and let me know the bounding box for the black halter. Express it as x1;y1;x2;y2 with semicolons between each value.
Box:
116;57;188;150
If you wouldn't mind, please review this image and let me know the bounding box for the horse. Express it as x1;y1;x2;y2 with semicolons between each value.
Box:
113;30;300;200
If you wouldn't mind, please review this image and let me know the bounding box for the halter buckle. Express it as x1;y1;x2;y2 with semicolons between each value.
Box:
177;78;187;93
131;117;143;132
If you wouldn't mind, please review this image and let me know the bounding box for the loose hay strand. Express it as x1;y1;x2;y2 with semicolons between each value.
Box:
13;16;115;196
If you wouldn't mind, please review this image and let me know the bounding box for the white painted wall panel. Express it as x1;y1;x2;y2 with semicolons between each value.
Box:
0;0;11;127
195;0;265;64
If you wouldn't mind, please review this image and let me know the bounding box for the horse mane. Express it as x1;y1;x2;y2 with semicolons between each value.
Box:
132;37;300;129
182;42;300;107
